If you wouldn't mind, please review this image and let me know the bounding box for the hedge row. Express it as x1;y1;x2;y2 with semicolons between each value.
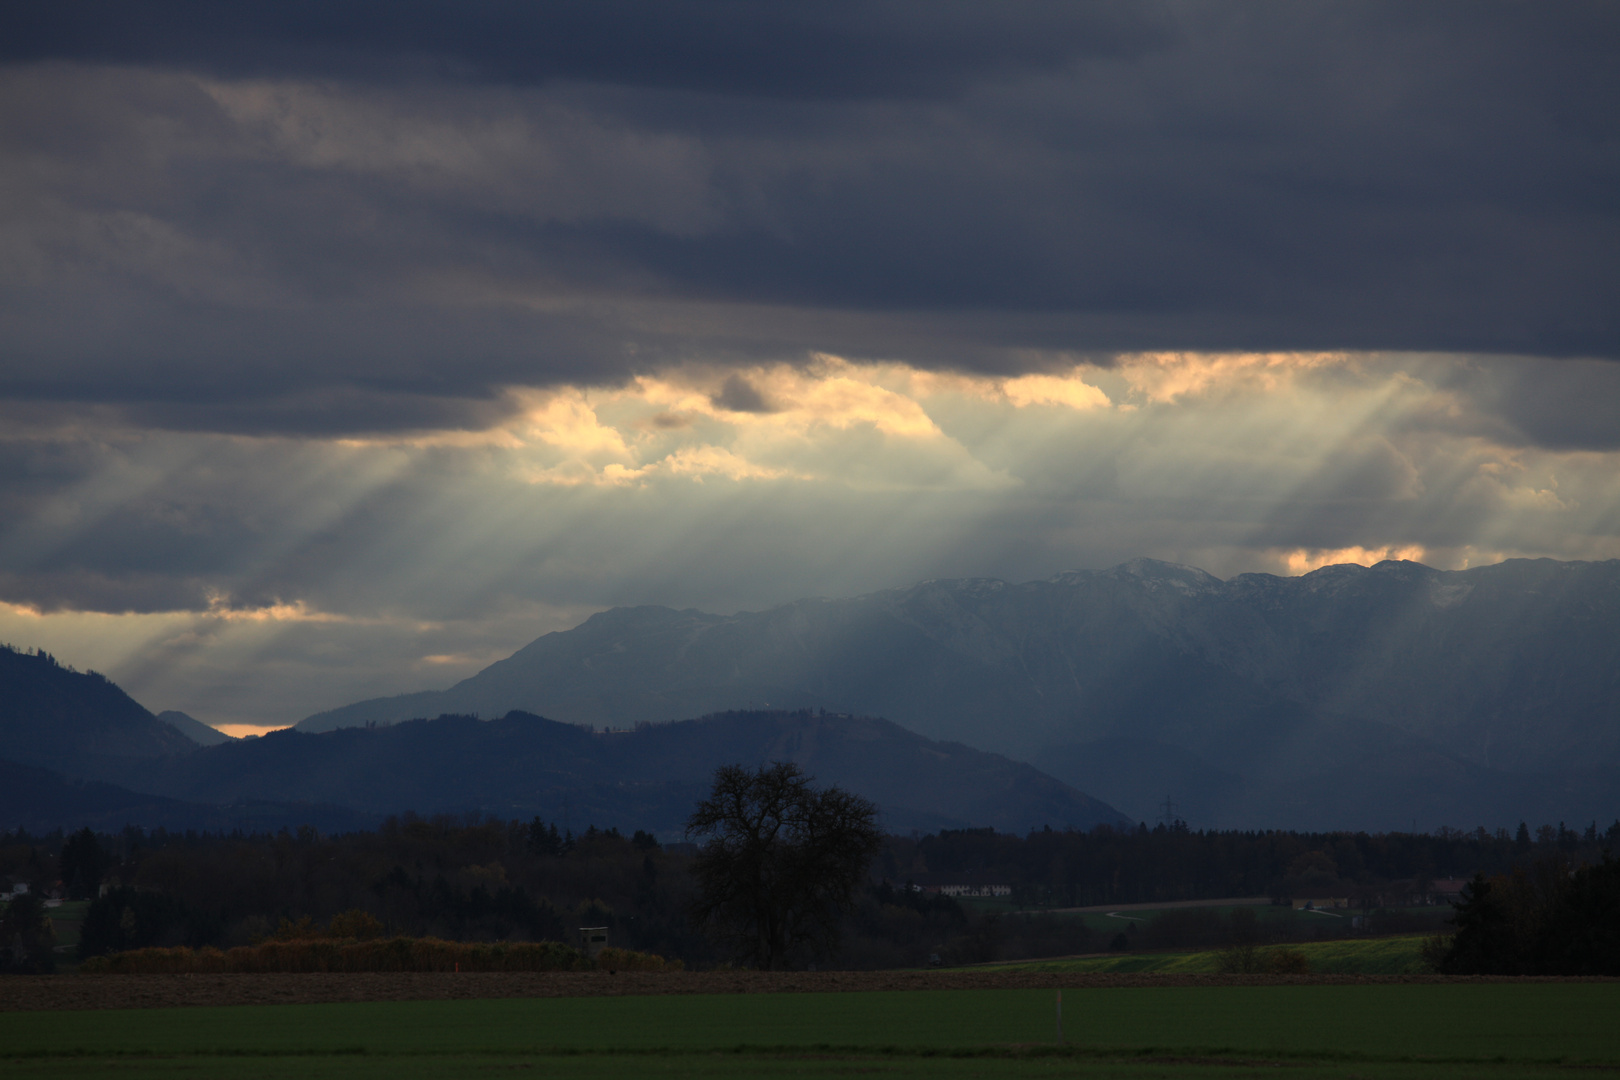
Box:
80;936;677;974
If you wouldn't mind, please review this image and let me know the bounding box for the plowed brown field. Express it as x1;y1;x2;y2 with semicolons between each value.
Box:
0;970;1603;1012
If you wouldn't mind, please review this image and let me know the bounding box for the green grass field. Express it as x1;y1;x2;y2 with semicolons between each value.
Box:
966;899;1449;936
1082;903;1385;933
979;933;1434;974
3;982;1615;1079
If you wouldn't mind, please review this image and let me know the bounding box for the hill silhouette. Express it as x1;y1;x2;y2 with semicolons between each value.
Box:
123;709;1128;836
0;757;373;834
156;711;235;746
0;646;196;777
0;645;1126;833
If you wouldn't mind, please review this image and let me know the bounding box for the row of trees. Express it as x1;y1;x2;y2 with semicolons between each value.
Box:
4;766;1615;972
1;764;903;971
885;819;1620;908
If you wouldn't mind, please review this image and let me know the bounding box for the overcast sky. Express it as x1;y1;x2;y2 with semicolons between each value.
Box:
2;2;1617;731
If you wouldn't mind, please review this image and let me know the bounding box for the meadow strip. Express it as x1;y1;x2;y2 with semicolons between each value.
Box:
977;933;1436;975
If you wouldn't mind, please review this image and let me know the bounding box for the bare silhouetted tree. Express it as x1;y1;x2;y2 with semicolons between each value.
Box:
687;762;881;970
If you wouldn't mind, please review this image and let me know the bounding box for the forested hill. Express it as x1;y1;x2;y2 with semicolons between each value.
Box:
296;557;1620;830
122;709;1129;836
0;643;1126;834
0;646;196;773
156;711;235;747
0;757;371;835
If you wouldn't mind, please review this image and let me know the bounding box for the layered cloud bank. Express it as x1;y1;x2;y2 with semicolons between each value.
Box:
1;3;1616;726
3;352;1617;728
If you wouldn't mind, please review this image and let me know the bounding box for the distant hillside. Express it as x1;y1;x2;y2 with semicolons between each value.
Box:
0;757;374;835
0;644;1124;835
156;710;235;747
126;709;1129;836
0;646;197;776
297;558;1620;829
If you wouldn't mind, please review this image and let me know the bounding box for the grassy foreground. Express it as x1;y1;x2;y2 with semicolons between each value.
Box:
3;982;1616;1079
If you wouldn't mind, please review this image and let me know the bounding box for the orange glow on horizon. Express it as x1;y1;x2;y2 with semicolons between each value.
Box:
214;723;292;739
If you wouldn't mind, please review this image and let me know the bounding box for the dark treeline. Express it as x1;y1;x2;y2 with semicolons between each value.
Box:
3;815;1616;972
0;816;991;970
1435;856;1620;975
13;816;709;965
886;820;1620;909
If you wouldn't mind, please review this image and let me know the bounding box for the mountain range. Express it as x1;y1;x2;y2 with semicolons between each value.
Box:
0;646;1125;835
6;557;1617;834
298;557;1620;829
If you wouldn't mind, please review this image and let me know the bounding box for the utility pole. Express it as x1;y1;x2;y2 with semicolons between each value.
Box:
1158;796;1179;830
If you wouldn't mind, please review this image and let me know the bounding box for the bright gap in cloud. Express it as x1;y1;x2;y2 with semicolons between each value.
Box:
4;351;1619;725
214;723;291;739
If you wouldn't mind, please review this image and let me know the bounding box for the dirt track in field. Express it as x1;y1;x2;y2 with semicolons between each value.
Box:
1;970;1609;1011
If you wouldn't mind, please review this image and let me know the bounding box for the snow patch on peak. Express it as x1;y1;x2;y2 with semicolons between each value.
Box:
1370;559;1440;580
917;577;1009;597
1106;558;1224;592
1300;562;1370;578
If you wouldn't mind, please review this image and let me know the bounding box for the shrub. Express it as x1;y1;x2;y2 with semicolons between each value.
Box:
328;909;385;940
265;909;385;943
1214;943;1308;974
1215;943;1266;974
1419;932;1451;971
1267;947;1310;974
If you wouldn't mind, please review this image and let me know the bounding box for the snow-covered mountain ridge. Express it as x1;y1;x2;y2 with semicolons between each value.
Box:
299;557;1620;829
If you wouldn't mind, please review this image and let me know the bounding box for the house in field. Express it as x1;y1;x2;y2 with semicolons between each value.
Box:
1382;877;1473;907
908;873;1011;899
1427;878;1470;904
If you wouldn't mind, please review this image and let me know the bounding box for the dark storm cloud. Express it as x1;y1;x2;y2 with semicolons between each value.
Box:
3;1;1161;99
0;1;1616;439
0;569;218;616
1461;360;1620;453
